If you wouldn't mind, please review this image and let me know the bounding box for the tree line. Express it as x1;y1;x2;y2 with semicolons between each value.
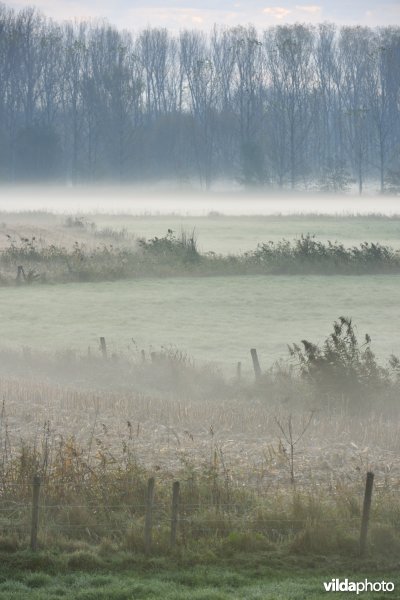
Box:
0;3;399;192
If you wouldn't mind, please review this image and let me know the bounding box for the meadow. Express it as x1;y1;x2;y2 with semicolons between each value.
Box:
1;204;400;597
78;213;400;254
0;559;398;599
0;274;399;369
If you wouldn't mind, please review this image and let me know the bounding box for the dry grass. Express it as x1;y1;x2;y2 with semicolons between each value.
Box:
1;368;400;556
2;375;400;486
0;334;399;557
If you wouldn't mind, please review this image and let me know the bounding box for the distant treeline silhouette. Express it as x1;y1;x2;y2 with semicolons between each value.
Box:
0;4;399;191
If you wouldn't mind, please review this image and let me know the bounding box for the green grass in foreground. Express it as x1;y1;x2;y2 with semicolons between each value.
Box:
0;552;399;599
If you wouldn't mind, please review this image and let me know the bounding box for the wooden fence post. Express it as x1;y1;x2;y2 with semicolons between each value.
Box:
144;477;155;554
17;266;25;284
360;471;374;556
170;481;180;547
250;349;261;380
30;475;41;552
100;337;107;359
236;362;242;380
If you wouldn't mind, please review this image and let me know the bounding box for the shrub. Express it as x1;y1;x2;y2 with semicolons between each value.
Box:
138;228;200;263
288;316;391;400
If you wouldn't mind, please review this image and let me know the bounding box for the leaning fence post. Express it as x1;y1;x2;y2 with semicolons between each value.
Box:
170;481;180;547
250;348;261;380
360;471;374;556
30;474;41;552
144;477;155;554
100;337;107;359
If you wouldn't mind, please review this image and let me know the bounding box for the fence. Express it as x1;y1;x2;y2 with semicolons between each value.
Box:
0;472;375;556
97;336;265;381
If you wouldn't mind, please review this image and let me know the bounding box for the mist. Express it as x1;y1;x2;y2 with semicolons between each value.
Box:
1;185;400;215
1;2;400;583
0;3;399;195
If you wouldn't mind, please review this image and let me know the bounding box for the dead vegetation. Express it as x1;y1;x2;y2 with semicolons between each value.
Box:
0;318;399;557
1;373;400;556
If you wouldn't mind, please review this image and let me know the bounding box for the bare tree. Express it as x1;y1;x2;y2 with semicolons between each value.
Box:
264;24;315;188
0;6;398;189
274;411;314;485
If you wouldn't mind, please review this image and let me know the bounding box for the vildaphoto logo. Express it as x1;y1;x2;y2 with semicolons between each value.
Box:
323;579;394;594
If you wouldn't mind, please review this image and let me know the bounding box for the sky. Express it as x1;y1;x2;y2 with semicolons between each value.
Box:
5;0;400;31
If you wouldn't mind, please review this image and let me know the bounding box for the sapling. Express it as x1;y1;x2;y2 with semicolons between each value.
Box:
274;411;314;485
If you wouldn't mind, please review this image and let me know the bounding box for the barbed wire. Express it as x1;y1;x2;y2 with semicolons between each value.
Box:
0;472;396;551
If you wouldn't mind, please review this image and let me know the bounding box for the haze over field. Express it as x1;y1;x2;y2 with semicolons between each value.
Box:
0;3;399;194
1;195;400;370
1;275;400;371
1;2;400;593
1;187;400;215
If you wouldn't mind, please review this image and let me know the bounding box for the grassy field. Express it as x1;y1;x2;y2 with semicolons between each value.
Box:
0;274;399;369
3;210;400;253
1;209;400;596
0;554;399;599
89;213;400;253
1;213;400;369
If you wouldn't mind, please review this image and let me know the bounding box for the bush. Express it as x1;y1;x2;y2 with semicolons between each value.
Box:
287;317;392;400
138;228;200;263
251;235;399;274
